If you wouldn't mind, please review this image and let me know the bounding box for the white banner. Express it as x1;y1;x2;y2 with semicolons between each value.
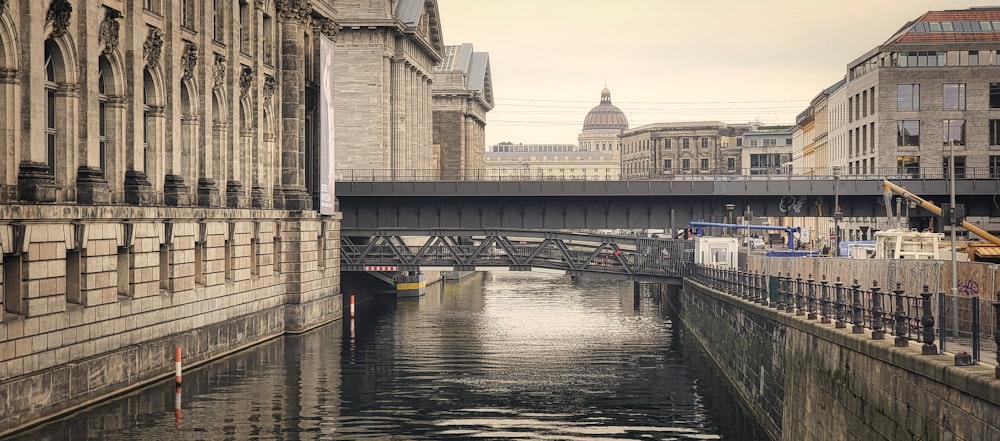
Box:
319;35;336;215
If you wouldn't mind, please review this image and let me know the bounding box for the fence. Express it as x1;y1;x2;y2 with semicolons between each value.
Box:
693;264;1000;371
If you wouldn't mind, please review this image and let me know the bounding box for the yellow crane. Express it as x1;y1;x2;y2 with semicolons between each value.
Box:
881;179;1000;247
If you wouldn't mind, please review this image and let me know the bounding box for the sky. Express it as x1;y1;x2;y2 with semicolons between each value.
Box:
436;0;989;147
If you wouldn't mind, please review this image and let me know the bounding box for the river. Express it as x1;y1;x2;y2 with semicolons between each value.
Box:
8;272;769;440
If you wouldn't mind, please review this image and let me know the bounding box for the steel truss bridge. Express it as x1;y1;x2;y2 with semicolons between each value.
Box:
340;229;694;284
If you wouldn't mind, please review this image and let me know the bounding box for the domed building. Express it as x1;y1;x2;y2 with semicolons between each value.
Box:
579;87;628;154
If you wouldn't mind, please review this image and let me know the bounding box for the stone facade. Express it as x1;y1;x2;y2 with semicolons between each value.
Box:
679;279;1000;441
433;43;493;180
0;0;343;434
621;122;748;179
484;143;620;180
333;0;443;176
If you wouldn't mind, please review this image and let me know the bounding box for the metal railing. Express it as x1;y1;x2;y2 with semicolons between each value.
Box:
690;265;1000;373
335;166;1000;182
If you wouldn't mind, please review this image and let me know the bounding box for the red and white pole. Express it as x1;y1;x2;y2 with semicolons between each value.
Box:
350;294;355;318
174;346;182;428
174;347;182;384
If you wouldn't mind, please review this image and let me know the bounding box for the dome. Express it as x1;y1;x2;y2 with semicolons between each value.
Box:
583;87;628;132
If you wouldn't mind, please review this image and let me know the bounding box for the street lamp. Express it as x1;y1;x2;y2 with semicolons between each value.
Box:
832;166;842;257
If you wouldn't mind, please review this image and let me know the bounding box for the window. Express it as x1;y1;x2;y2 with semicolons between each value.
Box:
991;156;1000;178
991;119;1000;146
195;241;205;284
67;250;81;304
682;159;690;170
3;254;23;315
98;57;112;176
969;51;979;66
991;83;1000;109
897;156;920;178
663;159;671;171
897;84;919;111
182;0;195;29
943;120;966;146
117;246;131;298
942;84;966;110
44;43;57;175
144;0;161;13
944;156;966;179
263;14;274;65
682;138;690;149
785;138;792;146
727;158;735;170
701;138;708;148
159;244;170;290
749;139;757;147
897;121;919;146
664;138;671;148
239;1;250;54
736;138;742;147
213;0;225;42
700;158;709;170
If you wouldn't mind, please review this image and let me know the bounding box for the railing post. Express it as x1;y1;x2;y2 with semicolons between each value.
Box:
921;286;937;355
971;296;980;364
793;274;804;315
758;272;769;307
893;283;908;347
807;274;817;320
774;272;785;311
993;300;999;378
871;281;885;340
820;275;831;324
938;291;948;353
834;277;846;329
852;279;864;334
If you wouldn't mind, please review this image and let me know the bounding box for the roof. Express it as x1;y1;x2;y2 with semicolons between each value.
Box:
434;44;493;107
583;88;628;132
888;7;1000;43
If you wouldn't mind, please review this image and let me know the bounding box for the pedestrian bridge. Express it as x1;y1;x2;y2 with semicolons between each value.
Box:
335;173;1000;230
340;228;693;284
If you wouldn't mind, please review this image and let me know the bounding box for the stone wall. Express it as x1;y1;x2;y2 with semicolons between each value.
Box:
0;205;342;435
678;279;1000;441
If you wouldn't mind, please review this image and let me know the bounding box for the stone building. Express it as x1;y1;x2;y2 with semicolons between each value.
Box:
578;87;628;156
484;143;619;180
333;0;443;177
433;43;493;179
621;122;748;179
0;0;345;434
834;7;1000;178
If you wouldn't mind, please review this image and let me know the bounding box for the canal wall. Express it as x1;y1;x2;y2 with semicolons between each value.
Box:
0;206;342;436
675;279;1000;441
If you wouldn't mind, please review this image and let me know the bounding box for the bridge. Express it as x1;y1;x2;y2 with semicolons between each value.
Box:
340;229;692;284
336;173;1000;230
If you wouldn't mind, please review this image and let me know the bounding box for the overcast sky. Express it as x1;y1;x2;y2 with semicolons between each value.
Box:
436;0;988;147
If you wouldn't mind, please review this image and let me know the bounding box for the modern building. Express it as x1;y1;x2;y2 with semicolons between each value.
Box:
578;87;628;155
483;143;619;180
621;122;748;179
433;43;494;179
742;127;794;175
834;6;1000;178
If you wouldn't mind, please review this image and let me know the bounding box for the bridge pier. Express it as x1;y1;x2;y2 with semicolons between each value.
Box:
396;272;428;298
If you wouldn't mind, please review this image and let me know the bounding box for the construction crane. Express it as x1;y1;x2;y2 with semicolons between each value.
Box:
881;179;1000;246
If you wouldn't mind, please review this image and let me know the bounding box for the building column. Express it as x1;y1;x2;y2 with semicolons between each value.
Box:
391;60;407;174
276;0;311;210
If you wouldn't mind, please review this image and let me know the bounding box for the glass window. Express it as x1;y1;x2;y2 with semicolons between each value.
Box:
700;138;708;148
663;159;671;170
682;138;690;149
897;156;920;178
990;119;1000;146
665;138;671;148
897;84;919;111
897;120;919;146
991;83;1000;109
727;158;735;170
944;156;966;179
969;51;979;66
943;84;966;110
991;156;1000;179
943;120;966;146
700;158;709;169
682;159;690;170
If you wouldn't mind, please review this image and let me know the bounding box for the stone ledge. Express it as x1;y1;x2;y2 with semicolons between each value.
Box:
685;279;1000;408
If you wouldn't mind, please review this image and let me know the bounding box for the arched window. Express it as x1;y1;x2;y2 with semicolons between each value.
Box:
143;69;153;175
97;56;111;176
44;42;58;175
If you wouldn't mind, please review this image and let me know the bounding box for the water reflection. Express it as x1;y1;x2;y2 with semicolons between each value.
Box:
7;271;768;440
